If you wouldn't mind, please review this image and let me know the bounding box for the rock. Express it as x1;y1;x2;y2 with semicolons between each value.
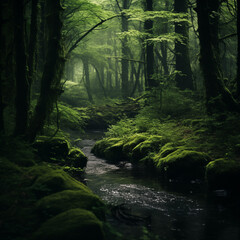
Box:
32;208;105;240
36;190;105;220
67;148;87;168
33;137;70;163
131;135;167;162
122;134;147;157
91;138;122;158
28;165;91;197
154;149;211;180
206;159;240;195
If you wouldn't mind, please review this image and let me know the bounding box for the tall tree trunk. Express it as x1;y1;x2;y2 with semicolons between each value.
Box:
28;0;39;88
83;58;93;103
144;0;156;89
27;0;65;142
196;0;239;113
14;0;29;136
0;3;5;133
121;0;130;98
174;0;194;90
237;0;240;97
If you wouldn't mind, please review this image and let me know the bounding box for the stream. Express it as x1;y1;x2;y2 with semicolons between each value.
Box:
74;130;240;240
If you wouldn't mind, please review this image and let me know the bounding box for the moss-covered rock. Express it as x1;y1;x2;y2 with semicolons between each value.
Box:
122;134;147;156
154;149;211;180
131;135;167;162
103;139;126;162
36;190;105;220
206;159;240;194
28;165;91;197
91;138;122;158
158;143;179;158
34;137;70;163
67;148;87;168
32;208;105;240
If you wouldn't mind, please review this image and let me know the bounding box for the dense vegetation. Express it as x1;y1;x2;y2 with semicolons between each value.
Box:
0;0;240;239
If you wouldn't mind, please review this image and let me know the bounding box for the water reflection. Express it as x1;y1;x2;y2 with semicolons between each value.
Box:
76;134;240;240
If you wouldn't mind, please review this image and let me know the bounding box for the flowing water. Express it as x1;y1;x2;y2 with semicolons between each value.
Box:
74;131;240;240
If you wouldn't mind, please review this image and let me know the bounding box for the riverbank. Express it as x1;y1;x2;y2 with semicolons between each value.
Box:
0;136;108;240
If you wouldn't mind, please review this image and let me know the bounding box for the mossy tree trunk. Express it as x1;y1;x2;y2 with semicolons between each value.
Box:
28;0;39;90
26;0;65;142
121;0;130;98
174;0;194;90
83;58;93;103
144;0;157;89
0;4;5;133
196;0;240;113
14;0;30;136
237;0;240;97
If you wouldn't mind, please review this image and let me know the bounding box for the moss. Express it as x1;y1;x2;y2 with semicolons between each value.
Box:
67;148;87;168
36;190;105;220
131;135;167;162
91;138;122;158
103;139;126;162
154;149;211;180
28;165;91;197
158;143;179;158
32;208;105;240
0;157;23;193
34;137;70;163
206;159;240;193
122;134;147;156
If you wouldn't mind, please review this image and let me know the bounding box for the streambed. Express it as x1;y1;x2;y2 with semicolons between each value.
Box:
74;131;240;240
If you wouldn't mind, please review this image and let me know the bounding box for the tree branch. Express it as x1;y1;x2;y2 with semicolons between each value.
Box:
66;15;120;57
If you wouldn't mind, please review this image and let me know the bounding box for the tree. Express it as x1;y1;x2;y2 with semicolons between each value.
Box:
174;0;194;90
237;0;240;96
144;0;157;89
27;0;65;141
14;0;30;136
196;0;239;113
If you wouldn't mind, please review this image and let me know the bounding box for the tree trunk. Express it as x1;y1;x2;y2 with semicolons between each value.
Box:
83;58;93;103
28;0;39;88
121;0;130;98
0;3;5;133
14;0;29;136
237;0;240;97
174;0;194;90
27;0;65;142
144;0;156;89
196;0;239;113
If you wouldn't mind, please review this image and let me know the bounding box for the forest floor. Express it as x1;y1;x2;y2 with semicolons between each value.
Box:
1;97;240;240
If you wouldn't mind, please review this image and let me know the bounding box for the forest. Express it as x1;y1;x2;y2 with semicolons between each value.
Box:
0;0;240;239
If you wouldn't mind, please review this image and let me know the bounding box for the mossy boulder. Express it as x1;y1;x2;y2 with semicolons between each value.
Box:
28;165;91;197
103;139;126;162
91;138;122;158
32;208;105;240
154;149;211;180
34;137;70;163
206;159;240;194
158;143;179;158
36;190;105;220
131;135;167;162
67;148;87;168
122;134;147;157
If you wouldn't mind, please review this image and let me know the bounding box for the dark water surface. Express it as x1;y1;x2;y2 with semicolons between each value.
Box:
74;131;240;240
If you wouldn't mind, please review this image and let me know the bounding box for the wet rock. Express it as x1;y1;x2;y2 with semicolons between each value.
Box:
154;149;211;180
32;208;105;240
206;159;240;195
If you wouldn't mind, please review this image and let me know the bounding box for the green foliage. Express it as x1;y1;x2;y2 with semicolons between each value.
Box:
154;149;211;180
206;159;240;194
32;208;105;240
36;189;105;220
